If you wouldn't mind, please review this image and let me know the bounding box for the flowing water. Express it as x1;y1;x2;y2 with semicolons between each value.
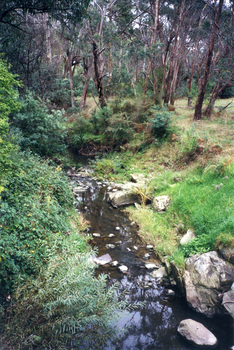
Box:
69;166;233;350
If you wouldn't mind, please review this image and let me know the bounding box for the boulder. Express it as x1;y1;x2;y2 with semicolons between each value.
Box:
150;266;167;279
107;183;141;207
183;251;234;317
152;195;171;212
219;246;234;264
222;290;234;318
180;229;195;245
177;319;218;348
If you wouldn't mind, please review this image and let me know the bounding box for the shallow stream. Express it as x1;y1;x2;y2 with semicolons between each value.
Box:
69;167;233;350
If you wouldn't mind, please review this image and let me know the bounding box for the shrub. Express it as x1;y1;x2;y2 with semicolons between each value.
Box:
150;105;173;140
178;126;199;162
67;116;93;150
90;106;113;134
0;151;73;297
1;252;131;349
11;91;67;156
0;58;21;181
106;112;134;147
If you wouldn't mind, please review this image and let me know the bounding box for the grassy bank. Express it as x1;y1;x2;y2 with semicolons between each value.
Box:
90;97;234;268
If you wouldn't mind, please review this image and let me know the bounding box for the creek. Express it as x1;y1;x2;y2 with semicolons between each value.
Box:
69;165;233;350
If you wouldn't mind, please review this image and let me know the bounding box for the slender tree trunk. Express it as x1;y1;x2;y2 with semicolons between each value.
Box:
194;0;224;120
204;80;231;118
93;42;106;107
164;0;185;105
187;2;209;106
143;0;159;99
80;57;93;110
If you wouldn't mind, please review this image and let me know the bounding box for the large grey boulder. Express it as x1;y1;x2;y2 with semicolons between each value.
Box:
177;319;218;348
183;251;234;317
107;182;146;207
107;188;140;207
152;195;171;212
222;290;234;318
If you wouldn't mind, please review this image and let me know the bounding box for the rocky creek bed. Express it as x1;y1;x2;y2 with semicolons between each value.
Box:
68;166;233;350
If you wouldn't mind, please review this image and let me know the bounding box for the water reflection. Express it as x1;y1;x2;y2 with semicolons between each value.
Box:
70;173;233;350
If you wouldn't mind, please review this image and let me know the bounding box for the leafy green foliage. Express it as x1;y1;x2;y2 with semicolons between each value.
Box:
0;58;21;179
11;91;67;156
0;151;74;296
68;115;92;150
106;112;133;147
150;106;173;140
90;106;113;134
1;251;136;349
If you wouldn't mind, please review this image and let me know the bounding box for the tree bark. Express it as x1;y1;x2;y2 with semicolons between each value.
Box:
204;80;231;118
143;0;159;100
194;0;224;120
164;0;185;105
80;56;93;110
93;42;106;108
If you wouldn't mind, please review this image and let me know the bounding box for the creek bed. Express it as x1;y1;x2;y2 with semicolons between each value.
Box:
69;168;233;350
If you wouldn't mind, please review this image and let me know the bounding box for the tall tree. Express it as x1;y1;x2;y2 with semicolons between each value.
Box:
194;0;224;120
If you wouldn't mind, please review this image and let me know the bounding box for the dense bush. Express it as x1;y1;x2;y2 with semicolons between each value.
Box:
1;251;131;349
150;105;173;140
0;58;21;180
11;92;67;156
106;112;134;147
0;151;73;297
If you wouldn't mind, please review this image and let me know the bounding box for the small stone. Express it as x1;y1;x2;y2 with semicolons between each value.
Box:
115;240;122;245
93;233;101;237
115;226;121;231
119;265;128;273
144;253;150;259
146;245;154;250
108;233;115;238
112;189;118;192
133;246;138;251
150;266;167;278
180;229;195;245
105;244;115;249
92;254;112;265
145;263;159;270
165;289;175;298
111;260;118;267
131;221;136;226
177;319;218;348
127;247;131;252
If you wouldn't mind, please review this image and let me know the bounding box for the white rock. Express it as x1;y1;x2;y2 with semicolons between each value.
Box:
146;245;154;250
144;253;150;259
177;319;218;348
92;254;112;265
93;233;101;237
150;266;167;278
105;244;115;249
152;195;171;212
119;265;128;272
111;260;119;267
115;226;121;231
145;263;158;270
180;229;195;245
108;233;115;238
133;246;138;251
